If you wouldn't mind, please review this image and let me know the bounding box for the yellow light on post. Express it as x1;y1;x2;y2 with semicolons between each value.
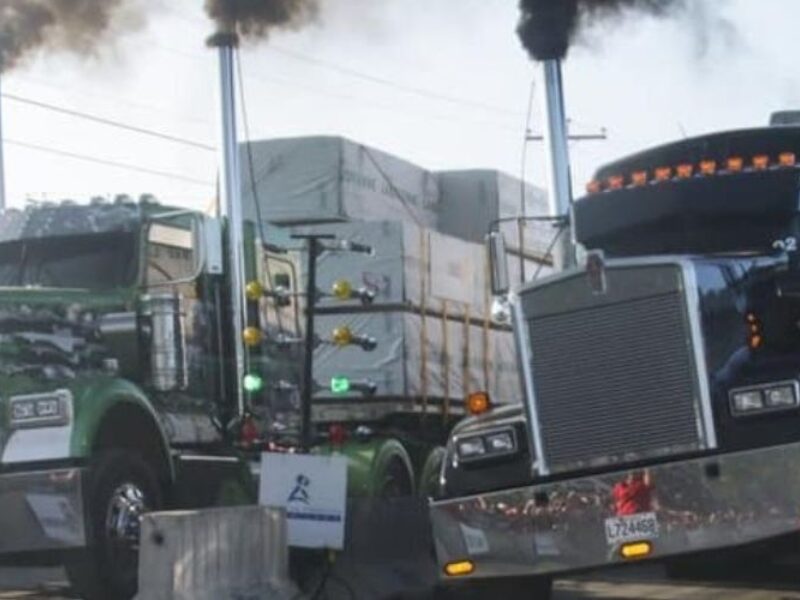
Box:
444;560;475;577
620;541;653;560
243;327;263;347
332;280;353;301
245;280;264;302
331;326;354;347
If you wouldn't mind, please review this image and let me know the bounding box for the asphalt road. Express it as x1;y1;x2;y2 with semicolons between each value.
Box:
3;564;800;599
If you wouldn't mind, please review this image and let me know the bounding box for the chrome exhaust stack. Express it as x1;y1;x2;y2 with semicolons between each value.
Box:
208;27;247;417
539;59;575;270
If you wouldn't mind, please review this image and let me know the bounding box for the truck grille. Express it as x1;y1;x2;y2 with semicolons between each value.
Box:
522;263;711;474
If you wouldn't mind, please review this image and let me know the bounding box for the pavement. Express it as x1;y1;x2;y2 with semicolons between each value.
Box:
4;564;800;599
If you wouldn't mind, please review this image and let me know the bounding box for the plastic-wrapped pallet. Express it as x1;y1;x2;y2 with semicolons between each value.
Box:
311;311;519;409
241;136;440;228
436;169;553;258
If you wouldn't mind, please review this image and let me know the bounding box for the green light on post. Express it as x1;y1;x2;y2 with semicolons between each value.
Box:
243;373;264;393
330;376;351;394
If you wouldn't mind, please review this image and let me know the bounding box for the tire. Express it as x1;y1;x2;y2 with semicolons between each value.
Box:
66;450;163;600
442;575;553;600
372;440;415;498
418;446;446;499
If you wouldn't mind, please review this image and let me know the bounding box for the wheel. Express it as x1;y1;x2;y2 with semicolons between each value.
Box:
66;450;163;600
441;575;553;600
371;440;415;498
418;446;446;499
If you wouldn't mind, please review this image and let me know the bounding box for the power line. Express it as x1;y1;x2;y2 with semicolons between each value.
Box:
5;138;215;187
3;93;216;152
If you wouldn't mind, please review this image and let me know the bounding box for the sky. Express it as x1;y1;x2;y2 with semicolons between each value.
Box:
2;0;799;211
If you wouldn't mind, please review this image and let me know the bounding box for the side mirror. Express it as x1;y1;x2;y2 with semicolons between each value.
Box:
144;211;204;287
487;231;510;296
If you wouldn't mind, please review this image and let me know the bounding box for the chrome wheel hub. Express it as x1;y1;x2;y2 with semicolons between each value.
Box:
106;483;147;548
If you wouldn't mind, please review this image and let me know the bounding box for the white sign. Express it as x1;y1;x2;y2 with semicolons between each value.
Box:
259;453;348;550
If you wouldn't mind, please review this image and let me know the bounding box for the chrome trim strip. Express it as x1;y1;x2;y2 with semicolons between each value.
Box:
679;260;718;449
510;293;548;476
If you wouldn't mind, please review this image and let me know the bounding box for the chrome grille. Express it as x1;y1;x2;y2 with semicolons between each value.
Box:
522;263;711;474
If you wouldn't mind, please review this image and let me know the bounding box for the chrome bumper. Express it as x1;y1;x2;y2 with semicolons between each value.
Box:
0;467;86;554
431;442;800;579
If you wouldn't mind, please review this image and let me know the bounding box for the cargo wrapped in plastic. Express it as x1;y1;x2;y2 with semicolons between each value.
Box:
312;311;520;409
436;169;553;257
241;136;440;228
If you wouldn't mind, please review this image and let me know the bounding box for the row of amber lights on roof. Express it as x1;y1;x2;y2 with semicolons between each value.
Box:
586;152;798;195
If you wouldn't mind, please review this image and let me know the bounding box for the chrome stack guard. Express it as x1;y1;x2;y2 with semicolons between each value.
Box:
431;443;800;579
0;467;86;555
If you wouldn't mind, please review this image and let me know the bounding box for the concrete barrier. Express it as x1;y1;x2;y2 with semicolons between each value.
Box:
136;505;299;600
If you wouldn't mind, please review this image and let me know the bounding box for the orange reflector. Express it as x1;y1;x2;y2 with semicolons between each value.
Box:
752;154;769;170
620;541;652;560
654;166;672;181
726;156;744;172
607;175;624;190
630;171;648;186
699;160;717;175
586;180;602;194
676;164;693;178
779;152;796;167
466;391;491;416
444;560;475;577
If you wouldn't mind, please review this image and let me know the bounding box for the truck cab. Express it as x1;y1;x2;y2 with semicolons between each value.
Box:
0;197;301;599
432;126;800;597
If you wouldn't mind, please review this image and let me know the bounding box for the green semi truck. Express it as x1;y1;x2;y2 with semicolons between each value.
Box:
0;196;450;599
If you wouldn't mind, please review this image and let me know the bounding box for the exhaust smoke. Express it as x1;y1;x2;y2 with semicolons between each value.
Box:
204;0;319;38
517;0;687;61
0;0;144;72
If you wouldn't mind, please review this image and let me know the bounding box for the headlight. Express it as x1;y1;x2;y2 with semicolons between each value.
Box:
455;428;517;462
730;381;799;416
457;437;486;459
8;390;72;428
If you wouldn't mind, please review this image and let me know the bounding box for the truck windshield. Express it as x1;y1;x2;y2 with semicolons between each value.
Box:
0;230;137;289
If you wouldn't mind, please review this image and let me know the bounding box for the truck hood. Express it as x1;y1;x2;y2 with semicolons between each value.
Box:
0;286;132;385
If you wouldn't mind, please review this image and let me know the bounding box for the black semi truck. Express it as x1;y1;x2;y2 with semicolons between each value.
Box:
430;122;800;599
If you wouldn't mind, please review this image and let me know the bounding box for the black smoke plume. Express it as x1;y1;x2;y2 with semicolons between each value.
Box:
0;0;141;72
518;0;687;61
204;0;319;39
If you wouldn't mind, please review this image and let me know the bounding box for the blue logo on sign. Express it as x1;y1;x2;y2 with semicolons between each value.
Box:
288;474;310;504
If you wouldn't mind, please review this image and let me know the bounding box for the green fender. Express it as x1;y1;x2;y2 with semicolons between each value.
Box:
316;437;415;497
69;377;175;479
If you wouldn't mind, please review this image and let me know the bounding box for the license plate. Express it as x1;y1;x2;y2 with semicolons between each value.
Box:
604;512;659;545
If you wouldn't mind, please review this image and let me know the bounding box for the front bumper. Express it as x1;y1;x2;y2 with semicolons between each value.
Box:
0;467;86;555
431;442;800;580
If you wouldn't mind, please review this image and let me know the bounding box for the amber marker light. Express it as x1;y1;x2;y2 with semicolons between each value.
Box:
779;152;796;167
752;154;769;170
654;166;672;182
444;560;475;577
607;175;624;190
620;541;652;560
676;164;693;179
466;391;491;416
243;327;263;347
699;160;717;175
586;180;602;194
245;280;264;302
630;171;648;187
726;156;744;172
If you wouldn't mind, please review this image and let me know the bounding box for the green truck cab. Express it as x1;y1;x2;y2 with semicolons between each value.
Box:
0;198;430;600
